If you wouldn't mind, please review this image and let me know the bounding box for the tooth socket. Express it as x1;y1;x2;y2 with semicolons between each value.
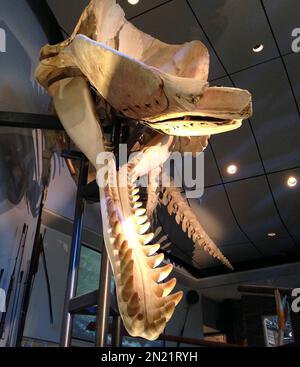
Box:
112;222;122;236
120;249;133;272
119;240;129;257
121;275;134;302
127;293;140;317
121;259;134;276
109;211;118;226
131;313;145;333
114;233;124;249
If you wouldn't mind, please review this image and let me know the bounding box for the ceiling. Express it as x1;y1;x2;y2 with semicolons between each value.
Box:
46;0;300;274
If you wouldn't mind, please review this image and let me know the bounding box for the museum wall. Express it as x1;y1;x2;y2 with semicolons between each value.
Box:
0;1;52;346
0;0;50;113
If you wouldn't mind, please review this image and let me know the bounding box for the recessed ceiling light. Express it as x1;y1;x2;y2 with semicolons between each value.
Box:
267;232;276;237
227;164;238;175
253;44;264;53
128;0;140;4
287;176;298;188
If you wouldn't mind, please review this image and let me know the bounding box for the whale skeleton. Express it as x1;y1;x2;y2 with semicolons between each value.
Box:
35;0;252;340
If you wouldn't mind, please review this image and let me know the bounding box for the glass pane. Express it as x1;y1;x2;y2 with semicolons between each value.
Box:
76;245;101;296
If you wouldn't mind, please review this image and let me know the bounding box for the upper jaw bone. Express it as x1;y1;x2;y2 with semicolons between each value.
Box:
37;32;252;136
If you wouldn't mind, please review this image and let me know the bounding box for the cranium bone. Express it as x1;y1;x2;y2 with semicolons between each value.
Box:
36;0;252;340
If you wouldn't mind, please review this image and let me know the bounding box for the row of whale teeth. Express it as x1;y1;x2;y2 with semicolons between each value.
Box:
162;186;233;270
103;164;183;339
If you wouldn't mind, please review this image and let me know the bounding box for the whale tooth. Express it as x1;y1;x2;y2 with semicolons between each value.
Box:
139;222;151;235
167;202;174;215
140;233;154;245
159;278;176;297
175;211;182;225
136;215;148;225
132;195;140;203
135;208;146;216
165;291;183;306
112;222;121;236
182;218;188;232
148;253;164;268
152;264;173;282
143;244;160;256
193;233;200;243
131;188;139;196
187;225;193;239
133;201;143;208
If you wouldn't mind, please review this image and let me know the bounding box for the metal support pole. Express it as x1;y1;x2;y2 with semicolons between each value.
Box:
60;155;89;347
112;315;122;347
95;247;112;347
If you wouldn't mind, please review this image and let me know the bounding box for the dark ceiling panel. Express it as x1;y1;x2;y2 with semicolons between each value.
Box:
232;59;300;172
220;243;261;263
189;188;249;247
225;176;293;243
209;122;265;183
47;0;89;35
204;144;222;187
188;0;279;73
262;0;300;55
285;52;300;110
117;0;168;19
255;238;296;256
268;168;300;243
130;0;226;80
193;248;224;269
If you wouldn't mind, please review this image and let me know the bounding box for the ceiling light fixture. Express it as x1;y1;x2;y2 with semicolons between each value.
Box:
128;0;140;5
227;164;238;175
267;232;276;238
287;176;298;188
253;44;264;53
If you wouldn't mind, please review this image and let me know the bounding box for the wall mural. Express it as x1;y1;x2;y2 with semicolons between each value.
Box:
0;0;49;346
0;128;43;346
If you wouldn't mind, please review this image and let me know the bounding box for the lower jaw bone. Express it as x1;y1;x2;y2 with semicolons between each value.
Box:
50;76;183;340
